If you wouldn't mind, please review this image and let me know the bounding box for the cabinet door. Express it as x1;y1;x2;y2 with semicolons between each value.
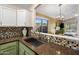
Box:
17;10;26;26
2;7;17;26
19;42;35;55
17;10;32;26
25;11;32;26
0;6;2;25
0;41;17;55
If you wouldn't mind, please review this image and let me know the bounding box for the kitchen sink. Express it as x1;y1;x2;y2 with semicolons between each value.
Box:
24;37;44;47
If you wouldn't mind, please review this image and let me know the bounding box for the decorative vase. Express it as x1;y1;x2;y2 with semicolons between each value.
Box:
22;28;27;37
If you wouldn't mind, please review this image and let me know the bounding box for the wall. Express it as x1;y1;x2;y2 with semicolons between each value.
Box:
0;26;32;40
76;17;79;37
64;17;77;32
64;17;79;37
36;12;58;34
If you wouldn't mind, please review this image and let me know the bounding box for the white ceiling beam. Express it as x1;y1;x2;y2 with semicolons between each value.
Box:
30;4;41;11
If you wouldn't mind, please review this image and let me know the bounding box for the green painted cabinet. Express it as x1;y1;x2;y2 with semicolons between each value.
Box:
0;41;36;55
19;42;36;55
0;41;18;55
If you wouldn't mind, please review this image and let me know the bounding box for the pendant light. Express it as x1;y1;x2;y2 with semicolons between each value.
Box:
58;4;64;29
56;4;63;30
55;4;64;34
58;4;62;20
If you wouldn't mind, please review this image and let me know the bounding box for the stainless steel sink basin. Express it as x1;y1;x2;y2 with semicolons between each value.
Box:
24;37;44;47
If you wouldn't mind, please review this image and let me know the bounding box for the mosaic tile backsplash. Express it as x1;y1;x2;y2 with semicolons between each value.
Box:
0;27;32;40
31;32;79;50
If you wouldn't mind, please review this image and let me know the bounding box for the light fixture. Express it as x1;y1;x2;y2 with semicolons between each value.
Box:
74;14;79;17
56;4;64;20
55;4;64;34
59;4;62;20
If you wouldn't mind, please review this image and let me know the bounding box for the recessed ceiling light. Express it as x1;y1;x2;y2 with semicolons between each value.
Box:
74;14;79;17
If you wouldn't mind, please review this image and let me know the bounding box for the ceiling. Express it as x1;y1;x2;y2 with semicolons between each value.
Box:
11;4;33;10
36;4;79;20
0;4;78;20
0;4;36;11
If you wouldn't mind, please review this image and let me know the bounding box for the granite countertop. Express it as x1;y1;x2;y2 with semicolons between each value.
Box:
34;43;79;55
20;37;79;55
0;37;79;55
